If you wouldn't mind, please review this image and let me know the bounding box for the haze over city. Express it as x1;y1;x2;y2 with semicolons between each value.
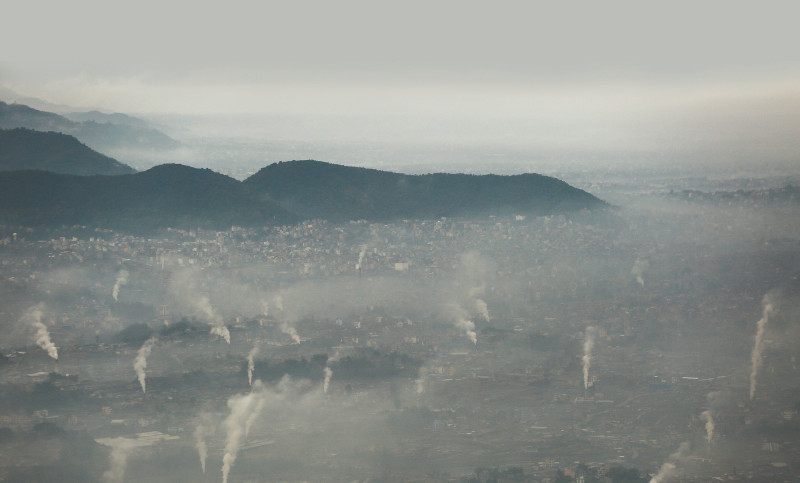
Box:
1;2;800;483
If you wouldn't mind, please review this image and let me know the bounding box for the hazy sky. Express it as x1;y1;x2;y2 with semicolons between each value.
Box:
3;1;800;169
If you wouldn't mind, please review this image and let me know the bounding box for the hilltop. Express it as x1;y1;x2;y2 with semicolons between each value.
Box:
0;101;179;153
244;160;605;222
0;159;604;232
0;128;136;175
0;165;297;232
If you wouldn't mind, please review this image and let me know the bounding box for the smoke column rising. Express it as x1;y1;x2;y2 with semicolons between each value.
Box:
102;438;140;483
700;410;714;444
323;366;333;394
582;326;596;390
650;442;689;483
355;244;366;271
112;269;129;301
631;258;649;288
452;306;477;345
25;305;58;360
247;345;259;387
222;382;266;483
749;296;776;400
134;337;156;393
473;298;490;321
198;296;231;344
194;415;216;474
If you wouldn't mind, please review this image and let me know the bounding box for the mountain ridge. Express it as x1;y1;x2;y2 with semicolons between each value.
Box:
0;159;605;233
244;159;605;222
0;128;136;175
0;101;180;153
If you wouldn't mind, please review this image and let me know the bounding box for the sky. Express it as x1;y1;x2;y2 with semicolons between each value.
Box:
2;1;800;171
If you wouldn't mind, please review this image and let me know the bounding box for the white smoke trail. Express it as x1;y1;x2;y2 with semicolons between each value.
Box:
473;298;490;321
112;269;129;302
134;337;156;393
749;296;776;400
650;442;689;483
323;366;333;394
222;381;266;483
194;415;216;474
582;326;596;390
102;438;140;483
25;305;58;360
247;345;259;387
268;295;299;343
450;304;477;345
280;321;301;344
631;257;649;288
700;410;714;444
355;244;366;271
198;296;230;344
415;367;427;395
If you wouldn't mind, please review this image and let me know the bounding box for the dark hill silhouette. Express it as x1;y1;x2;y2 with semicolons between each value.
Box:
244;160;605;221
0;101;179;152
0;164;297;231
0;128;136;175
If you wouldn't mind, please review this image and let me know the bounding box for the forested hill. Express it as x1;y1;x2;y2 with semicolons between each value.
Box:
0;128;136;175
0;164;297;232
244;160;605;222
0;101;179;152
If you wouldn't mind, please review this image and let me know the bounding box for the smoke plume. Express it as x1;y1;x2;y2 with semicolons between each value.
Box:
194;415;216;474
24;305;58;360
700;410;714;444
112;269;129;302
198;296;230;344
247;344;259;387
650;442;689;483
323;366;333;394
134;337;156;393
582;326;596;390
355;244;367;271
631;257;649;288
749;295;776;400
222;381;266;483
102;438;140;483
472;298;490;321
447;304;477;345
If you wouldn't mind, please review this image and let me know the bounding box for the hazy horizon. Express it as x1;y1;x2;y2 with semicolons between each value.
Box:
3;1;800;176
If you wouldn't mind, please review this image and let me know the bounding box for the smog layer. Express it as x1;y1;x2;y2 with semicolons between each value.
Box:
1;168;800;483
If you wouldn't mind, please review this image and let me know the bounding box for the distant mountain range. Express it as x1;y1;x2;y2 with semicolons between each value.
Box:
0;160;605;232
0;128;136;175
244;160;604;222
0;101;179;153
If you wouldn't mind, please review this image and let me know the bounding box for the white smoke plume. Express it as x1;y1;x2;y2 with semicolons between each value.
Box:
447;304;477;344
415;367;428;395
198;296;230;344
222;381;267;483
102;438;141;483
472;298;490;321
267;294;299;343
650;442;689;483
700;410;714;444
749;295;776;400
247;344;259;387
582;326;596;390
323;366;333;394
355;244;367;271
280;321;301;344
194;414;216;474
631;257;649;288
24;305;58;360
134;337;156;393
112;269;129;302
